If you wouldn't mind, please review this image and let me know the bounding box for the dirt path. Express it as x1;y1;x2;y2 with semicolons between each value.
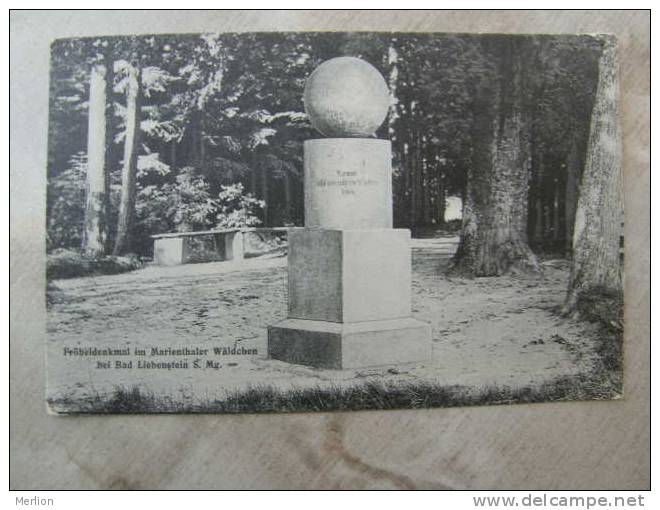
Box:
47;236;602;407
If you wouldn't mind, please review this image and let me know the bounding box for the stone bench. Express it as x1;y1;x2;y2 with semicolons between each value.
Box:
151;229;244;266
151;227;294;266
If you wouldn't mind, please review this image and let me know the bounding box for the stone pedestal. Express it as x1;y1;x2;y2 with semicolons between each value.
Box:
304;139;392;229
268;137;432;369
286;229;411;323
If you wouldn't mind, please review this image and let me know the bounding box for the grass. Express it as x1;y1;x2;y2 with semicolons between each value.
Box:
562;284;624;378
48;366;621;415
47;249;143;280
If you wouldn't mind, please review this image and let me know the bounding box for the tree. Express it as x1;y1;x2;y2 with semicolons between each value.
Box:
383;35;479;231
215;183;264;228
81;61;110;256
113;61;142;255
525;36;601;254
47;152;87;250
563;36;623;313
48;39;102;251
450;36;540;276
47;32;608;262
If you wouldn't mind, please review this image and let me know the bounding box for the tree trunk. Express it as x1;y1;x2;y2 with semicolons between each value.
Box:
564;135;580;254
450;37;539;276
189;109;202;168
283;169;292;225
261;165;269;227
82;63;110;257
414;134;424;229
170;140;177;171
409;134;417;234
249;167;257;196
199;113;206;170
543;201;551;240
421;152;432;226
552;182;561;243
386;42;399;139
533;198;543;246
102;57;115;254
436;168;446;226
564;36;623;313
113;63;142;255
401;143;411;229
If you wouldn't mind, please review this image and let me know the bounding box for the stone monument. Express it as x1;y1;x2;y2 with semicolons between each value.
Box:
267;56;432;369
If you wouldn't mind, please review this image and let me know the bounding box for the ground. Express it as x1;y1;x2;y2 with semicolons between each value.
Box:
46;236;621;413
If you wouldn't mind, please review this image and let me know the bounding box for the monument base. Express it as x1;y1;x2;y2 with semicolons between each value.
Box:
268;317;432;369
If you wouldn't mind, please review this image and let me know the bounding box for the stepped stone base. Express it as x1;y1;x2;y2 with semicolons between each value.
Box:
268;317;432;369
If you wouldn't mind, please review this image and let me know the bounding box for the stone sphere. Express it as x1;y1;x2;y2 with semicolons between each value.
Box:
303;57;390;138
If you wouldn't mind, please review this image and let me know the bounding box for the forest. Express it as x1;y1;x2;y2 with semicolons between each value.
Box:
46;32;623;314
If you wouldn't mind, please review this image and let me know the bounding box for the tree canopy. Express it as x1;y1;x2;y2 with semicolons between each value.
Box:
47;32;601;258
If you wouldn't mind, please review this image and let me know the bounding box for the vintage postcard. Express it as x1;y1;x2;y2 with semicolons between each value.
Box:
45;31;623;414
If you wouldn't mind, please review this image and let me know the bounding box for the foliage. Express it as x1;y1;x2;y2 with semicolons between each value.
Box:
132;167;215;254
132;184;174;254
132;170;264;255
47;152;87;250
47;248;142;280
136;152;170;177
215;183;264;229
167;168;217;231
48;33;601;257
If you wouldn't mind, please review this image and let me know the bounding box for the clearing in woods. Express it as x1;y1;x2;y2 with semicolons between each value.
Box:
46;236;620;412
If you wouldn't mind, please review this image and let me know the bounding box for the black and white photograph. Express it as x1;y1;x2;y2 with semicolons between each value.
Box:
43;30;626;414
8;7;653;494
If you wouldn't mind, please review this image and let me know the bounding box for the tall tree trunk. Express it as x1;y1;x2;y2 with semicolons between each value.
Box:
543;201;551;240
170;140;177;171
436;168;446;226
189;109;202;168
409;135;417;234
421;152;432;226
113;63;142;255
451;37;539;276
565;135;580;254
386;42;399;139
199;113;206;170
250;167;257;196
564;36;623;313
415;134;424;228
102;56;115;253
552;182;561;243
403;143;412;229
261;165;269;227
533;198;543;246
283;169;292;225
82;62;110;256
